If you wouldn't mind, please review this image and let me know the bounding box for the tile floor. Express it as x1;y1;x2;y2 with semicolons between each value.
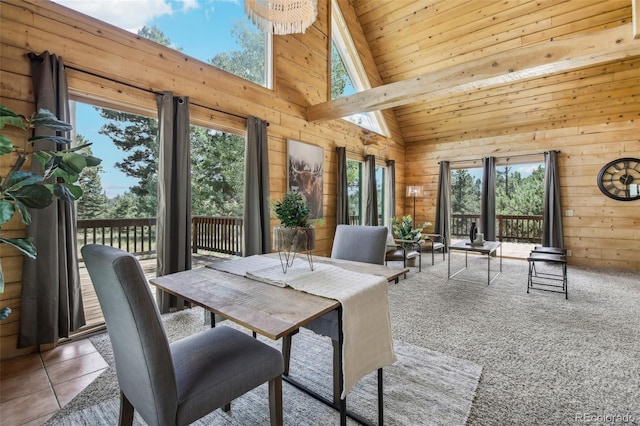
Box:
0;338;107;426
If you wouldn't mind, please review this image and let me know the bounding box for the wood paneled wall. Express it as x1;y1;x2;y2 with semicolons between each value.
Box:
408;122;640;271
0;0;405;359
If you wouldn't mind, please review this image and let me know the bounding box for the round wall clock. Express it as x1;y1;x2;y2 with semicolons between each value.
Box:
597;157;640;201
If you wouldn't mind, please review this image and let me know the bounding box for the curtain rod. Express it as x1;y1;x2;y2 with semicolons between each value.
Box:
438;150;560;164
61;62;266;125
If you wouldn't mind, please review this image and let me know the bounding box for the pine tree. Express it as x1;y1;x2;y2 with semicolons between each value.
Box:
76;136;108;219
331;40;349;99
451;169;481;214
190;127;245;217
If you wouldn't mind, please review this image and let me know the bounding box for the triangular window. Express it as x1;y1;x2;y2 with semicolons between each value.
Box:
331;0;389;136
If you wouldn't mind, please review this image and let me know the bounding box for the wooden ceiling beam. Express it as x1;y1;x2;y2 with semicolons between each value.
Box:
307;24;640;122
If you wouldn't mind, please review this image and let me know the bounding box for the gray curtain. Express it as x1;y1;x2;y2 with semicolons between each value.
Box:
364;154;378;226
481;156;496;241
156;92;191;313
542;150;564;248
387;159;396;230
18;51;85;348
336;147;349;225
244;116;271;255
435;161;451;250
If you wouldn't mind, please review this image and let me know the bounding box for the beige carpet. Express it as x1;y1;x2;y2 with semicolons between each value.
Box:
386;253;640;425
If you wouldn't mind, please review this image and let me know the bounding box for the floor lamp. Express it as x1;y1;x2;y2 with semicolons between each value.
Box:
406;185;424;222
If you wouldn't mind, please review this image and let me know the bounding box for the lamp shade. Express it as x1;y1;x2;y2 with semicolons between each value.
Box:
406;185;424;197
245;0;318;35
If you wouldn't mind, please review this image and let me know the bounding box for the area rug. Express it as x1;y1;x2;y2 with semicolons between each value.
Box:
46;306;482;425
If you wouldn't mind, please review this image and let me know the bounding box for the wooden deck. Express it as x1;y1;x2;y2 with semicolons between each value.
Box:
75;243;535;335
75;253;226;334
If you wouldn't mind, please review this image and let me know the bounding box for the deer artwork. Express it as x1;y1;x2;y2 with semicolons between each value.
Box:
290;164;323;219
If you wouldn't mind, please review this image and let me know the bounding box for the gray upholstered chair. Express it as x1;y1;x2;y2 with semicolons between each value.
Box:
282;225;389;403
81;244;284;426
329;224;389;264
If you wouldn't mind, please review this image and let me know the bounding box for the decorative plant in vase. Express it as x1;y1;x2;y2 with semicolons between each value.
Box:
0;105;101;319
391;215;431;250
271;191;319;273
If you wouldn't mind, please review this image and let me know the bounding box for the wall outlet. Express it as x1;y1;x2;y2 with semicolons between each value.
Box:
564;210;574;217
566;249;572;256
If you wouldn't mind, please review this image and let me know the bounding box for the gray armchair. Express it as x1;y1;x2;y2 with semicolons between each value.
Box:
282;225;389;403
81;244;284;426
420;234;446;265
385;238;422;279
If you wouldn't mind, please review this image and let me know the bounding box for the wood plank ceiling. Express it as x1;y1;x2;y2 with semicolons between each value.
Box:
317;0;639;145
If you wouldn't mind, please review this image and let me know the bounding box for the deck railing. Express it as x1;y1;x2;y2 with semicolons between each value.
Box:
347;215;383;225
191;216;243;256
77;213;542;258
451;214;543;243
77;218;157;256
77;216;243;258
497;214;543;243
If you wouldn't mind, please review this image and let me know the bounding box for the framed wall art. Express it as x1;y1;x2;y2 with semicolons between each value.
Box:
287;139;324;219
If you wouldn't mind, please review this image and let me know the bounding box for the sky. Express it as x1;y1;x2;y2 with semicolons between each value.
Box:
54;0;249;198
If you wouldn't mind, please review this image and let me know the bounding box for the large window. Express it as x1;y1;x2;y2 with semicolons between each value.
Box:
450;161;545;243
331;0;388;136
73;100;245;220
450;167;482;237
53;0;272;88
347;160;362;224
495;163;545;217
73;101;158;219
190;125;245;217
376;166;386;224
346;159;387;225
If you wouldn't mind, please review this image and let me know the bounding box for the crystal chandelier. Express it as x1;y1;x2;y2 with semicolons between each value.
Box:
245;0;318;35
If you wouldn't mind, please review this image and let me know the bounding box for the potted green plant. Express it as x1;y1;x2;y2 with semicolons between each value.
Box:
391;215;431;266
271;191;315;250
391;215;430;246
271;191;320;272
0;105;101;319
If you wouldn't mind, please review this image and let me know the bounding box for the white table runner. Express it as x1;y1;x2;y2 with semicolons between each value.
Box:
210;255;397;397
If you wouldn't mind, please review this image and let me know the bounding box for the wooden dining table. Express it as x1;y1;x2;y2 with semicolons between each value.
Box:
150;253;407;426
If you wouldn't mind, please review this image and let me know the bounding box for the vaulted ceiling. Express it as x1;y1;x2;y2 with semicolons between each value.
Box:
312;0;640;145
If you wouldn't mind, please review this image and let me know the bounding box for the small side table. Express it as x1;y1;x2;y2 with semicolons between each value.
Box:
526;248;568;299
448;240;502;285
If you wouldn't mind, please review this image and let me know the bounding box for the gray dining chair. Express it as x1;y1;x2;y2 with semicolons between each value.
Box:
282;225;389;403
81;244;284;426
